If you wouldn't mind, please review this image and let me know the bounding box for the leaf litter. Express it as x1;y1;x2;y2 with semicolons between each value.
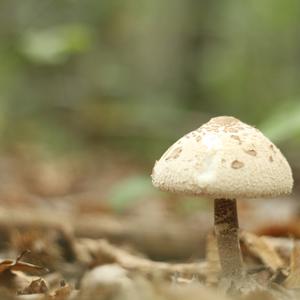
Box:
0;156;298;299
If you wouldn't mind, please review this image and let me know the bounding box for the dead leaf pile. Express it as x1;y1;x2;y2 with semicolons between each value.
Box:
0;229;298;300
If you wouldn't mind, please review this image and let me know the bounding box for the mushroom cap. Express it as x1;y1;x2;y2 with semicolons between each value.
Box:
152;116;293;198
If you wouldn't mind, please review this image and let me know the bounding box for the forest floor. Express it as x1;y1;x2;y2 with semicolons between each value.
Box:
0;153;299;300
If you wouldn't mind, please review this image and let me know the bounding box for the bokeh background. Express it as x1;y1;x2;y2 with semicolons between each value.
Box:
0;0;300;261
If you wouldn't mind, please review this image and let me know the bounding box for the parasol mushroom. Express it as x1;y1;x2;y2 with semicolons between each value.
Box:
151;116;293;282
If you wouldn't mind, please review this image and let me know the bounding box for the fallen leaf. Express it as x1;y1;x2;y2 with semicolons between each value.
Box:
0;251;46;274
0;251;47;292
241;232;284;272
18;278;48;295
284;241;300;288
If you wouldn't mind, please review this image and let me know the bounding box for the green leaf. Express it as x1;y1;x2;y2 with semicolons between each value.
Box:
20;24;92;65
259;101;300;143
108;175;157;212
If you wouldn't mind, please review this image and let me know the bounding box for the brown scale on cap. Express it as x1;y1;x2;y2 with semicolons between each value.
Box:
231;135;242;145
202;116;248;134
212;116;239;127
165;147;182;161
204;116;240;133
231;160;244;169
244;149;257;156
270;144;276;154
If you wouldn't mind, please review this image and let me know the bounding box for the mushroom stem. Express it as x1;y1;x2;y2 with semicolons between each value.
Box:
214;198;243;278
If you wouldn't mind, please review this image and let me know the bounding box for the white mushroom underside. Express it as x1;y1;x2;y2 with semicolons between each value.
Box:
152;117;293;198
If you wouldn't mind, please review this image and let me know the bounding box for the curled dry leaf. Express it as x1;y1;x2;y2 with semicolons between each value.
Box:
0;260;46;275
284;242;300;288
240;231;285;273
260;237;295;262
18;278;48;295
0;252;47;292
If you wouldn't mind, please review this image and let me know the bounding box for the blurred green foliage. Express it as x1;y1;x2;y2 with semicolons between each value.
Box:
0;0;300;164
108;175;157;212
20;24;92;65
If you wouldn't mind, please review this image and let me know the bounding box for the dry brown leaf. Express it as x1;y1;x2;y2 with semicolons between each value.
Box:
18;278;48;295
0;271;31;292
0;261;46;274
0;251;48;293
260;237;294;262
284;242;300;288
0;251;46;274
241;231;284;272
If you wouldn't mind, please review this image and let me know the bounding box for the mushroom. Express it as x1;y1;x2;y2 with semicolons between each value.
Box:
151;116;293;282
